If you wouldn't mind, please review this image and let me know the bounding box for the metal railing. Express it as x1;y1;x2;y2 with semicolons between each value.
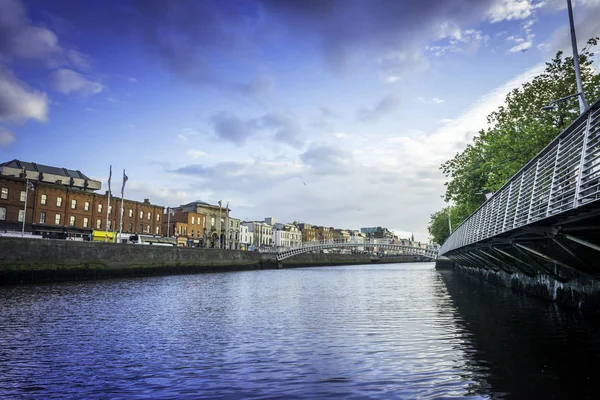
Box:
440;98;600;256
259;238;432;253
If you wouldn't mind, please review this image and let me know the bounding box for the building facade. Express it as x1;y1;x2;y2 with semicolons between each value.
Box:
315;226;334;242
0;161;164;239
240;224;253;250
272;223;302;248
298;223;316;242
162;206;206;247
227;217;240;250
241;221;273;248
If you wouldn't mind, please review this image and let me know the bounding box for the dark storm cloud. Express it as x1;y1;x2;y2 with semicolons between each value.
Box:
29;0;499;83
209;110;305;147
356;94;400;122
211;112;260;145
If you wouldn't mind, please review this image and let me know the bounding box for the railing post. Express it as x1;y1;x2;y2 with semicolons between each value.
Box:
573;112;593;208
501;180;514;232
545;138;563;217
512;173;526;228
526;158;541;224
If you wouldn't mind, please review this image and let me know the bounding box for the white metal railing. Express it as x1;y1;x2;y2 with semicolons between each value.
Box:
440;99;600;255
259;238;430;253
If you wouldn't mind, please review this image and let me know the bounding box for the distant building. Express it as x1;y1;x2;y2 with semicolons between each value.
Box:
227;217;240;250
240;224;253;250
241;220;272;248
297;223;316;242
360;226;394;239
272;222;302;248
174;200;231;248
0;160;163;239
314;226;334;241
163;206;206;247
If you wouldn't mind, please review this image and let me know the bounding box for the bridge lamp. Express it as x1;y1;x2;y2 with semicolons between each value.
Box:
540;92;583;113
541;0;589;114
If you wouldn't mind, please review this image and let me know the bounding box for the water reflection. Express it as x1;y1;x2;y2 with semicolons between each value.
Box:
440;270;600;399
0;264;597;398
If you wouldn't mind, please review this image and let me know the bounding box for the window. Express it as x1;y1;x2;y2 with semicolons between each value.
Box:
20;191;26;202
57;197;63;207
109;205;112;215
129;209;133;218
39;194;47;205
84;201;89;211
0;207;6;220
184;226;187;236
178;226;182;235
139;223;143;232
18;210;25;222
140;211;143;219
39;212;46;224
98;204;103;213
71;199;77;209
128;223;132;232
108;220;112;230
0;188;7;199
83;217;89;228
211;217;215;227
156;214;160;222
97;219;102;229
69;216;76;226
147;225;150;233
147;212;151;220
155;226;159;234
192;216;195;225
55;214;61;225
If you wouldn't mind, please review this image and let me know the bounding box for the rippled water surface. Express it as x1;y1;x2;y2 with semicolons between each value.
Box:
1;263;599;399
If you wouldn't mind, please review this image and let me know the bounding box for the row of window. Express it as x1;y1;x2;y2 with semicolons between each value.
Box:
2;189;161;222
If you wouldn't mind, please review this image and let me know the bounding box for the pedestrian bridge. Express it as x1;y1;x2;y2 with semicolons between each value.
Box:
440;98;600;280
260;239;438;261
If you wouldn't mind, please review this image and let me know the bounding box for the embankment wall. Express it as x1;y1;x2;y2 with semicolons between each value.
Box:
0;237;426;284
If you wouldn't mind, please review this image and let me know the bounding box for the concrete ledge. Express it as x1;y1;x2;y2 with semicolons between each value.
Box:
0;237;428;284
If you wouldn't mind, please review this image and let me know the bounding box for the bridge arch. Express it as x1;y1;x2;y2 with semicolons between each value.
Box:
262;241;438;261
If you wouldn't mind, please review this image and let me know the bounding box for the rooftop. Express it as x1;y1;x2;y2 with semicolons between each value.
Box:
1;159;92;180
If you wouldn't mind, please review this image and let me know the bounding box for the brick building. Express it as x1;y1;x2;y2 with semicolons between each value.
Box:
0;160;164;239
162;206;206;247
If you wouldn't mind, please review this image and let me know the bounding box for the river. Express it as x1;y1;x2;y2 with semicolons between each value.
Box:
1;263;598;399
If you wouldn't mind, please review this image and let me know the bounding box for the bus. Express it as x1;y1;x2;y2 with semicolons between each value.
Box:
127;234;176;247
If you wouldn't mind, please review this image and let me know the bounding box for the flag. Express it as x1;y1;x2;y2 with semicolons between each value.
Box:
26;181;34;191
121;169;128;196
108;165;112;192
218;200;222;208
226;201;229;217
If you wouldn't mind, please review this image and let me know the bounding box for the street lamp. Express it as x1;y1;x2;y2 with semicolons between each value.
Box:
541;0;589;114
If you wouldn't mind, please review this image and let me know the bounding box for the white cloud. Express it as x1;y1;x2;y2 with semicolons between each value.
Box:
0;67;48;122
186;149;206;159
122;123;135;130
487;0;544;23
0;127;15;146
128;77;138;83
418;96;445;104
49;68;104;95
508;41;533;53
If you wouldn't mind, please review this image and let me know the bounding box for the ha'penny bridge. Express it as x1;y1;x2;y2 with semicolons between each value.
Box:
438;98;600;281
259;239;438;261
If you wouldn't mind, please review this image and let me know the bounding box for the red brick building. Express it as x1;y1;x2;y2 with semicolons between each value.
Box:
0;160;164;239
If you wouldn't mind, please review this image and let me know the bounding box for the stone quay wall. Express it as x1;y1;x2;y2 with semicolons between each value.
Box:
0;237;426;284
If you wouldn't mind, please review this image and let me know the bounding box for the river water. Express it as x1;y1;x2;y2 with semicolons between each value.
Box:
1;263;598;399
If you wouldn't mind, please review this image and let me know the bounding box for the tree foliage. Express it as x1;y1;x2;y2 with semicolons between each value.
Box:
430;38;600;244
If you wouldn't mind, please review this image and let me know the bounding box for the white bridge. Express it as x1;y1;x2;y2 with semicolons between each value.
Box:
259;239;438;261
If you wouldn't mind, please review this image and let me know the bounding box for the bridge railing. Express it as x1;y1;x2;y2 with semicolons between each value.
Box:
440;98;600;256
259;238;430;253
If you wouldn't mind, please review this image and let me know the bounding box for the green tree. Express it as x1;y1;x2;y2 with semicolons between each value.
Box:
432;38;600;244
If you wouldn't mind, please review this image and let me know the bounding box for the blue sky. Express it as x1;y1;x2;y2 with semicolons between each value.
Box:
1;0;599;241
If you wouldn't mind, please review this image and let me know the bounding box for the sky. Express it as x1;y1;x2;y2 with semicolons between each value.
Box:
1;0;599;241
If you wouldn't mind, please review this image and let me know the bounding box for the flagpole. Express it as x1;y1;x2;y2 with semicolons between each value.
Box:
105;165;112;243
218;200;222;249
225;201;229;250
21;179;29;238
118;169;127;241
